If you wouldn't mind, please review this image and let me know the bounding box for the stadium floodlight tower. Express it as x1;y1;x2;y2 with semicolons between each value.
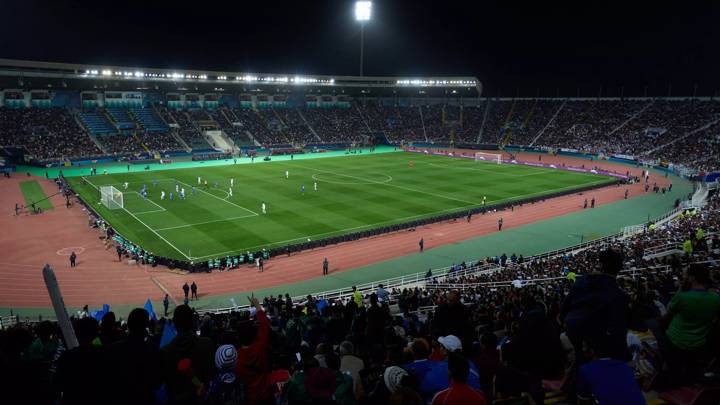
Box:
355;1;372;76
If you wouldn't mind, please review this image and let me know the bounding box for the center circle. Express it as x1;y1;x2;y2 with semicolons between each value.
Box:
311;173;393;185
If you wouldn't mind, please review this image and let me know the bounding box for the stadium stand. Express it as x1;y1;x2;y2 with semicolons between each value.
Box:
2;98;720;171
130;108;169;133
78;110;117;135
163;107;214;151
105;108;136;131
0;107;102;160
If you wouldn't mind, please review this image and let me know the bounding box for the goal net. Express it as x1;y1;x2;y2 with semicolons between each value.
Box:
475;152;502;164
100;186;124;210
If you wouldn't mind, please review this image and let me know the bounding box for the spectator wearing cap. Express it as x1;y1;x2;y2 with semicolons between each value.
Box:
432;353;487;405
204;344;245;405
384;366;409;396
161;304;215;404
420;335;481;402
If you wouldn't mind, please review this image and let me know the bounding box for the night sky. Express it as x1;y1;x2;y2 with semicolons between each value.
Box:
2;0;718;96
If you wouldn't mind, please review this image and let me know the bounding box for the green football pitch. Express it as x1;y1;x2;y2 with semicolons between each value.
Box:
67;152;614;261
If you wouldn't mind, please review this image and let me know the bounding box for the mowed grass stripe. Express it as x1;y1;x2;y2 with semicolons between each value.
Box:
68;152;613;260
20;180;53;210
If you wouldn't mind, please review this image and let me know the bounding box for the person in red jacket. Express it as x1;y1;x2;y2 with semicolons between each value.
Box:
432;353;487;405
236;296;273;405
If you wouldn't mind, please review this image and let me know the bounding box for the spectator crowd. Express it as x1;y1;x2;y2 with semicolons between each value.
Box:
1;190;718;405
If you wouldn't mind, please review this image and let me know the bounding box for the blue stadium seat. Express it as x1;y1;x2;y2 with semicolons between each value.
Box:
78;111;117;135
130;108;169;132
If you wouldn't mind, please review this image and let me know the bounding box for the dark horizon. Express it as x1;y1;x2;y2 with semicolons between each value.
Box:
2;0;719;97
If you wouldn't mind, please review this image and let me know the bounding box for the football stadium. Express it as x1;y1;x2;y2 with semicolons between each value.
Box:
0;1;719;404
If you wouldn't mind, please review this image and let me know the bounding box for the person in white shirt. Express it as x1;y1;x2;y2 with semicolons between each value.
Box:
262;202;266;214
228;187;233;197
160;191;166;200
314;182;318;191
230;178;234;187
285;170;289;179
197;176;201;185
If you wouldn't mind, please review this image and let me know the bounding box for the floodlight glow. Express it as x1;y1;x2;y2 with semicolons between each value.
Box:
355;1;371;21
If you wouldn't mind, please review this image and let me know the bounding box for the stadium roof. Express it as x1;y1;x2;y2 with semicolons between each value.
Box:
0;59;481;97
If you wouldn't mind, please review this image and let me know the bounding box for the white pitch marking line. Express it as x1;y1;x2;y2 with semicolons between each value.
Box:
294;164;480;206
82;176;192;260
189;177;613;260
154;213;258;231
172;178;258;216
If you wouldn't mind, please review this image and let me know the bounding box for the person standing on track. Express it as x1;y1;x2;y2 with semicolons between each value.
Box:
624;189;629;200
69;251;77;268
116;245;123;261
182;282;189;300
163;294;170;317
591;197;596;208
419;238;424;252
584;198;588;209
498;217;503;231
323;257;329;275
191;282;198;300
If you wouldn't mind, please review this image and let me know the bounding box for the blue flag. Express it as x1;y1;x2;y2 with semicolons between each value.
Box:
91;304;110;321
144;299;157;321
160;320;177;348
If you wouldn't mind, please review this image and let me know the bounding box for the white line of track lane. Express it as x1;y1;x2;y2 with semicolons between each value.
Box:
81;176;192;260
172;178;259;216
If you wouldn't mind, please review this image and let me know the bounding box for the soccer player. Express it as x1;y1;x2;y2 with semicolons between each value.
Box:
180;188;185;199
301;184;305;194
175;183;179;193
262;202;266;214
192;186;196;195
123;182;129;190
482;196;487;206
161;191;166;200
229;187;233;197
169;192;174;201
314;182;317;191
230;178;234;188
197;176;201;185
285;170;289;179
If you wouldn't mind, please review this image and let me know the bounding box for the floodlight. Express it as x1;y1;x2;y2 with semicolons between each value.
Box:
355;1;371;21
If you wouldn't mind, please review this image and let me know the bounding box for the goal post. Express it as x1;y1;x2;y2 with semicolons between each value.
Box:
100;186;124;210
475;151;502;164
